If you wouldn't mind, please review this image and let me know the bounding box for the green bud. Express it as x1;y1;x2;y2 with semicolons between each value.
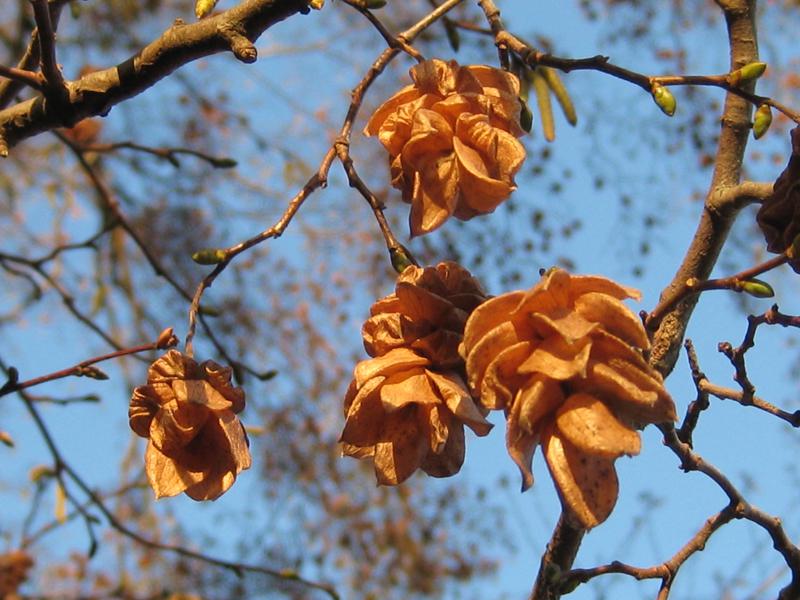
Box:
444;19;460;52
77;365;109;380
651;83;676;117
199;304;221;317
739;278;774;298
194;0;218;19
212;157;238;169
752;104;772;140
389;245;416;274
728;62;767;86
256;369;278;381
192;248;227;265
519;98;533;133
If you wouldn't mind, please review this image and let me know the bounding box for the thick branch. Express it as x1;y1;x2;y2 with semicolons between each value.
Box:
650;0;759;376
0;0;310;151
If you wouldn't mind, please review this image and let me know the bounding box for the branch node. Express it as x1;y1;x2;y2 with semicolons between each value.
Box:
218;23;257;64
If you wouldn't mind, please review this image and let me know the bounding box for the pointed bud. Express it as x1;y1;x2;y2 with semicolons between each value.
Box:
156;327;178;349
752;104;772;140
728;62;767;87
651;84;676;117
199;304;221;317
192;248;227;265
362;0;386;7
739;278;774;298
519;98;533;133
0;430;14;447
29;465;55;483
389;245;416;274
444;20;460;52
194;0;218;18
308;0;325;8
211;157;238;169
77;365;109;380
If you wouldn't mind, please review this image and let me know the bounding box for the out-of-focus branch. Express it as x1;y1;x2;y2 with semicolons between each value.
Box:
0;0;312;152
77;140;238;169
0;0;71;108
29;0;68;105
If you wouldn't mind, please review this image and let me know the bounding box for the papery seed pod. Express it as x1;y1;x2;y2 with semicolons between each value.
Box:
753;104;772;140
129;350;251;500
460;268;676;529
651;83;676;117
757;127;800;272
341;262;492;485
364;59;527;236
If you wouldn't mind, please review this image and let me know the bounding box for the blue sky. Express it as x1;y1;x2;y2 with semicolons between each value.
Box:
3;1;800;599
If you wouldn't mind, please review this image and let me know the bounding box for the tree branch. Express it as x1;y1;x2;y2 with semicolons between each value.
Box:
0;0;311;152
650;0;760;377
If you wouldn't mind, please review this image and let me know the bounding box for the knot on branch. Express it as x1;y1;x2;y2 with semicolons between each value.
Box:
218;23;257;64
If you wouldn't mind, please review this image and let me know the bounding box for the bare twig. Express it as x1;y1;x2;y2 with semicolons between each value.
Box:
184;0;465;351
0;328;177;397
29;0;69;109
645;252;786;332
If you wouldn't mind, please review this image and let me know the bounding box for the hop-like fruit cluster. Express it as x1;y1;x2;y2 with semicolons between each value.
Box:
341;262;492;485
129;350;251;501
757;126;800;271
0;550;33;598
364;59;527;237
460;268;676;528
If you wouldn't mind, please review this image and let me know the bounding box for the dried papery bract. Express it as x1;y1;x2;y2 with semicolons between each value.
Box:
460;268;676;529
0;550;33;598
129;350;251;501
341;262;492;485
757;126;800;272
364;59;527;237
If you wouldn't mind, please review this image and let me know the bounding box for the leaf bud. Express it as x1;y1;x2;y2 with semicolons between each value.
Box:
192;248;227;265
156;327;178;349
194;0;218;19
738;278;774;298
651;83;676;117
519;98;533;133
389;245;416;274
728;62;767;86
752;104;772;140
